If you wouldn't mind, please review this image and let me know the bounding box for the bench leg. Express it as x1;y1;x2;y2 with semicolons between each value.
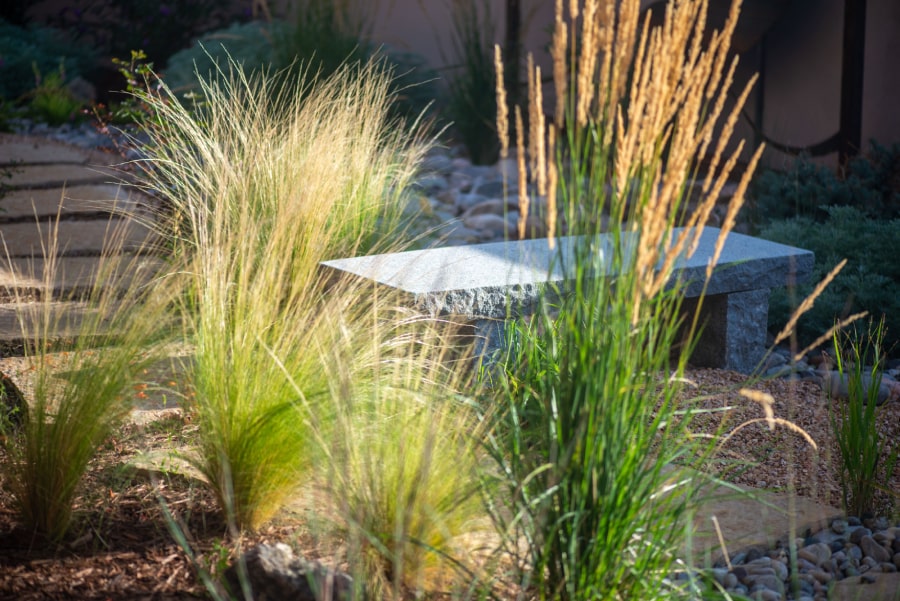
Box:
687;289;769;374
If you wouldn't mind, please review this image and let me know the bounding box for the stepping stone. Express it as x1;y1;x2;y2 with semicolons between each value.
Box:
4;164;122;189
0;218;157;258
0;133;119;165
0;301;97;352
0;256;164;301
0;185;148;220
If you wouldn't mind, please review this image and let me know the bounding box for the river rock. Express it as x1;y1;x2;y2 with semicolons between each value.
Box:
821;371;894;405
799;542;832;566
861;535;892;564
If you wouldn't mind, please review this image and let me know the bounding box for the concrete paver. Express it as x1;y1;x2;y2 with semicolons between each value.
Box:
0;219;156;258
0;185;148;219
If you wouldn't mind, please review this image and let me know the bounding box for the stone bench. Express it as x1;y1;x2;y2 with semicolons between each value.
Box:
321;227;814;373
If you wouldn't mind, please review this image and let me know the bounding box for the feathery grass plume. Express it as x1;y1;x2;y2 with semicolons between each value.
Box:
552;0;567;127
527;58;547;197
485;1;811;598
515;106;528;240
130;56;429;530
494;44;509;160
1;208;170;542
547;128;558;248
575;0;599;127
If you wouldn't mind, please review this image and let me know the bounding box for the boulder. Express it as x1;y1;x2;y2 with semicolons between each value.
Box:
224;543;354;601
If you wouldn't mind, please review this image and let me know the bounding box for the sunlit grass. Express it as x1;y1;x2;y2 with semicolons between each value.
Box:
0;211;170;542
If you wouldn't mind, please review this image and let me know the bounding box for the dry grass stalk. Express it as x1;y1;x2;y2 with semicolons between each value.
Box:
526;55;547;197
575;0;599;127
547;128;558;249
774;259;849;347
793;311;869;363
739;388;776;430
515;106;528;240
494;44;509;160
552;0;567;127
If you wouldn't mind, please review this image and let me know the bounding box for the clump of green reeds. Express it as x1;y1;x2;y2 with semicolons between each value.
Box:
829;317;899;518
0;213;170;542
482;0;816;598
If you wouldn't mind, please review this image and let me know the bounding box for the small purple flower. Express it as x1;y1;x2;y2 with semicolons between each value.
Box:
159;5;172;17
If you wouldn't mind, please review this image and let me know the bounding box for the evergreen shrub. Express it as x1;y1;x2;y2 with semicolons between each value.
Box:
760;206;900;355
0;20;94;100
748;142;900;227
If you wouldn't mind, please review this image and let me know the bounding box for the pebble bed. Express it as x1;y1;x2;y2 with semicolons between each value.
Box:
12;119;900;601
695;516;900;600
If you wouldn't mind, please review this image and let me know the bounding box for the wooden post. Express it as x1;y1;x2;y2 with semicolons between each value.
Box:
839;0;867;167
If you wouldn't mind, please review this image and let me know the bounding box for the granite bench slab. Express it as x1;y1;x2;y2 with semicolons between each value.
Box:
321;227;814;373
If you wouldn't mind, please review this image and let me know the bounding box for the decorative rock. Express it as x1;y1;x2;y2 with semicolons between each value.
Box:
832;518;849;535
850;527;872;545
224;543;354;601
799;542;832;566
455;193;489;212
723;572;739;589
862;535;892;564
821;371;893;405
460;198;516;218
750;588;781;601
745;573;784;595
744;547;763;563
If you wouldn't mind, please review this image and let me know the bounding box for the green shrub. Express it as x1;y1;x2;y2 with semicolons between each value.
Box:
760;206;900;355
26;62;87;125
829;319;899;517
748;142;900;227
162;21;286;97
0;20;94;100
163;18;438;123
42;0;244;67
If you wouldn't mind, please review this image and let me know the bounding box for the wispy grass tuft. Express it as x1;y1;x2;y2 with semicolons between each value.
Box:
272;308;489;597
129;57;431;532
0;210;170;542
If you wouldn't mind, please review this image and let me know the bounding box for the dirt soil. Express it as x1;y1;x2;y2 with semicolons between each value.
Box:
1;359;898;600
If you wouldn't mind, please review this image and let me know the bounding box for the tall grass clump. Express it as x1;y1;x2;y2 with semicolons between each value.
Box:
829;318;899;518
129;58;431;532
484;0;787;598
273;308;489;597
442;0;501;164
0;216;169;542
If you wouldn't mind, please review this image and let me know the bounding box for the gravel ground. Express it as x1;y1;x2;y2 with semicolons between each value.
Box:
684;367;900;516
